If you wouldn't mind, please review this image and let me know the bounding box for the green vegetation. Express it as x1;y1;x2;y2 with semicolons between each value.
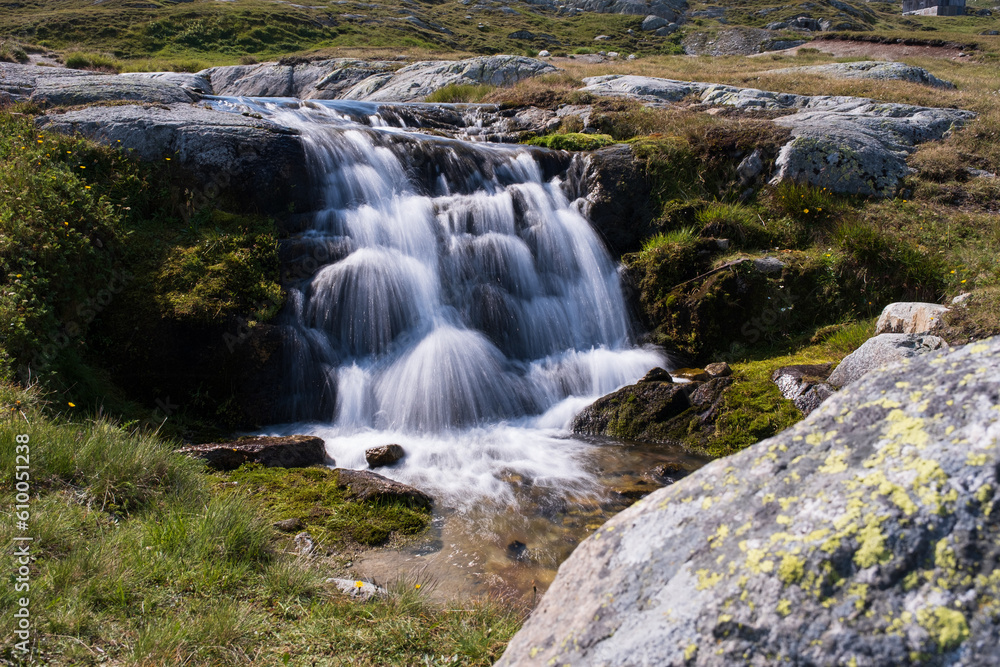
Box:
0;39;29;63
215;465;430;547
0;110;281;428
0;389;523;664
526;132;614;151
424;83;495;104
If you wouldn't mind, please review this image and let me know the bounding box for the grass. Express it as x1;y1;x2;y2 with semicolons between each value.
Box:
424;83;495;104
525;132;614;151
0;388;525;665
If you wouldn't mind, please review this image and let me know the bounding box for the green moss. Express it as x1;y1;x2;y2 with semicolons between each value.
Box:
525;132;615;151
214;464;431;547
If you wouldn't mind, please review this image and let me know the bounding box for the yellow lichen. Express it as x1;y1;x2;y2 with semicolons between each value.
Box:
819;450;849;474
917;606;970;651
696;569;723;591
778;554;805;585
776;599;792;616
854;518;890;568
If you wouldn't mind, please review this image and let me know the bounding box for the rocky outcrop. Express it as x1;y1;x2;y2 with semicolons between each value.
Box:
581;74;973;197
875;302;950;336
0;62;96;100
682;28;805;56
771;363;834;415
29;74;198;106
201;55;555;102
828;333;948;387
772;61;955;89
120;71;213;95
563;0;686;21
335;469;433;509
37;104;311;216
176;435;327;471
498;336;1000;666
572;380;691;440
578;144;658;255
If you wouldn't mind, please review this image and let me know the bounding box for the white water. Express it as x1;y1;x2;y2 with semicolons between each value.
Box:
216;98;668;507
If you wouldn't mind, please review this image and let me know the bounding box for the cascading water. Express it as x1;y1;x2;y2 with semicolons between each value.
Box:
208;97;701;597
209;97;671;503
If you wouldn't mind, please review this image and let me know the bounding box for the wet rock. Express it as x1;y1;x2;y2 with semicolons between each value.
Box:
37;104;311;217
671;367;710;382
828;333;948;387
175;435;327;471
651;462;691;484
687;376;733;424
579;144;658;255
572;382;690;441
507;540;530;561
771;61;954;89
274;517;304;532
771;363;834;415
874;302;949;336
611;479;657;500
328;577;386;600
498;336;1000;666
335;469;433;509
704;362;731;378
29;74;198;106
365;444;406;468
639;367;673;383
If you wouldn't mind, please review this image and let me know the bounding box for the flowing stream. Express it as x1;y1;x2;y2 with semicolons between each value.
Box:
212;97;704;598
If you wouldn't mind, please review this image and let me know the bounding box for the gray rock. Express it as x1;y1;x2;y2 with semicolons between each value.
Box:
571;381;690;439
875;302;950;335
120;71;214;94
704;361;731;378
641;14;669;30
683;28;800;56
365;444;405;468
29;74;198;106
174;434;327;471
639;367;674;383
564;0;685;20
0;62;96;99
202;59;398;99
753;256;785;274
952;292;972;306
342;55;557;102
771;363;834;415
327;578;386;600
294;531;321;558
37;104;310;216
737;148;764;184
580;74;708;103
770;61;955;89
828;333;948;387
654;24;679;36
498;336;1000;666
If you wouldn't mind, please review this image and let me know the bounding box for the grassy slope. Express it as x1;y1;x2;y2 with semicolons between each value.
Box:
0;384;522;665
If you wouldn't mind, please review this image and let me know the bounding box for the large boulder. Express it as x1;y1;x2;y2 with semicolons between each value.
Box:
572;380;691;440
828;333;948;387
176;435;327;471
334;469;433;509
0;62;96;100
498;336;1000;666
875;302;950;336
771;61;955;89
37;104;310;216
201;59;398;99
29;74;198;106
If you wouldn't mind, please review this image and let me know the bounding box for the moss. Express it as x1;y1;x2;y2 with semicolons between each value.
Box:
213;464;431;547
525;132;615;151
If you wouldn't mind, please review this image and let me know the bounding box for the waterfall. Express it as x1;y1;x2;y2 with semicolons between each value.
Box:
213;97;667;503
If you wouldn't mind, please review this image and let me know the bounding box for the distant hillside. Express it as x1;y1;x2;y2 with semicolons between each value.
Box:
0;0;996;67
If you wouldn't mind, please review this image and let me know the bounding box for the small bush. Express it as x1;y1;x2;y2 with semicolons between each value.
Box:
642;225;699;253
696;202;770;247
0;40;29;64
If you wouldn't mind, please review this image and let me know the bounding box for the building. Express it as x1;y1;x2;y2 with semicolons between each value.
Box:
902;0;966;16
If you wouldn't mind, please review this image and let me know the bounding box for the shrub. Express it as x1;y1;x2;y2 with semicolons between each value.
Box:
63;51;122;73
0;40;29;64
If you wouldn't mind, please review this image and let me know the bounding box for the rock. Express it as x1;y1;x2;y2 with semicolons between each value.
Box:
874;302;950;336
580;74;708;103
572;381;690;440
274;518;304;532
651;462;691;484
498;336;1000;667
120;71;214;94
737;148;764;185
771;363;834;415
341;55;557;102
639;367;673;383
827;333;948;387
507;540;530;561
686;376;733;424
753;256;785;274
682;28;802;56
37;104;310;216
655;24;679;36
293;531;317;557
327;578;386;600
201;59;396;99
564;0;684;21
29;74;198;106
770;61;954;89
335;469;433;509
175;435;327;471
641;15;669;30
538;50;551;57
671;367;710;382
607;52;620;59
0;62;97;100
594;34;611;41
579;144;658;255
365;444;405;468
704;361;731;378
952;292;972;306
